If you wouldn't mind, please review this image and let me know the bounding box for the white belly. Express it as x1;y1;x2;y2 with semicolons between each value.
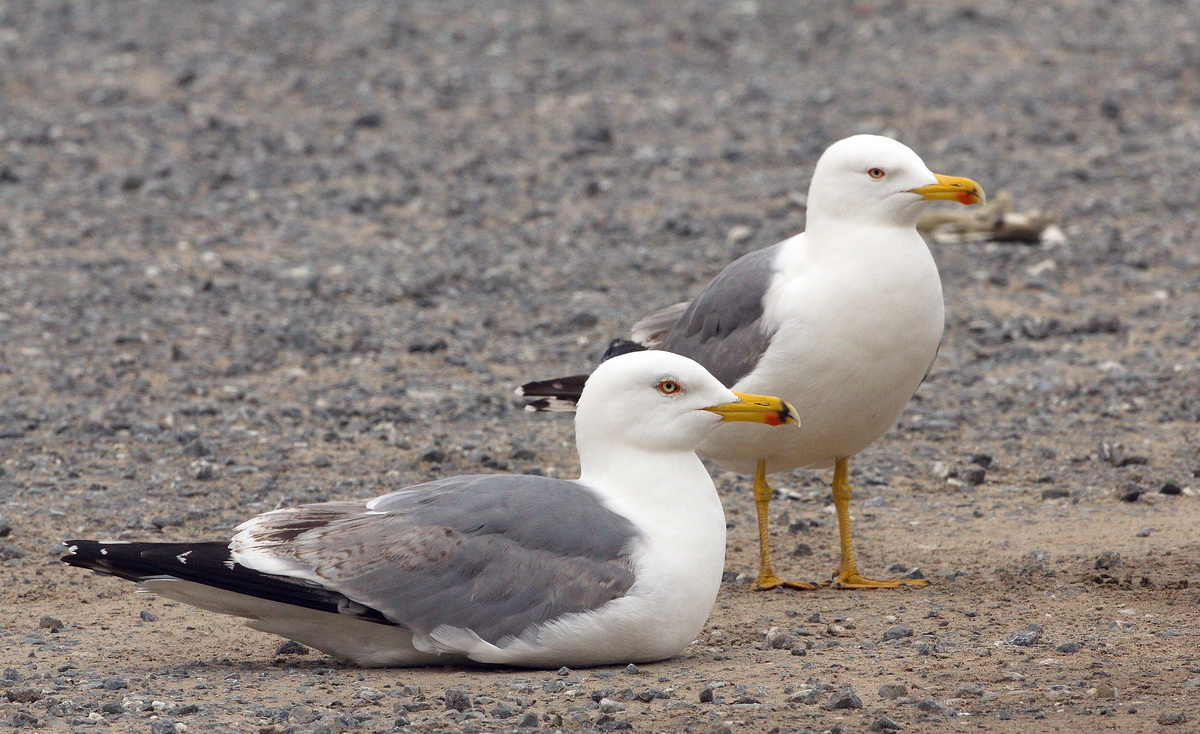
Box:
699;237;944;475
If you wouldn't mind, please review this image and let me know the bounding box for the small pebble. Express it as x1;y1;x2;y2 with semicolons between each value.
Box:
149;721;176;734
444;688;471;712
824;685;863;710
882;624;913;641
624;663;639;675
916;697;945;713
1056;642;1080;654
38;615;64;631
598;698;625;714
1004;624;1042;647
102;676;127;690
1088;682;1118;700
878;683;907;700
140;610;158;622
871;715;903;731
1157;713;1188;726
557;666;571;676
275;640;309;655
518;712;539;727
699;687;714;703
1094;551;1121;570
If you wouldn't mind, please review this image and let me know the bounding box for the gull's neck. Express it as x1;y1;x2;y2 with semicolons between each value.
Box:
577;443;715;507
779;213;927;273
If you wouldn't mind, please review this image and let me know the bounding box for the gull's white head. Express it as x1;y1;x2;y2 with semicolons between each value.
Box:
806;134;985;227
575;351;797;455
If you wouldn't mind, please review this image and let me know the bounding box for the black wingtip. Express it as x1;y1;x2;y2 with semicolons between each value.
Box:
601;339;648;361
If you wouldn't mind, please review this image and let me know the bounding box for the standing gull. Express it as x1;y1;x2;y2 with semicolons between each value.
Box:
520;135;984;590
61;351;796;668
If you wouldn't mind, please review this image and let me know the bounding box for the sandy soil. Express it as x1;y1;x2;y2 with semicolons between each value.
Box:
1;1;1198;732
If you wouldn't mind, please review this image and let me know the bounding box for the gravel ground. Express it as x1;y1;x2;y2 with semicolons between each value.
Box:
2;1;1199;732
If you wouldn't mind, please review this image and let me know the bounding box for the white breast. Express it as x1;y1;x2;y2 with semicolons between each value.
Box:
698;227;944;474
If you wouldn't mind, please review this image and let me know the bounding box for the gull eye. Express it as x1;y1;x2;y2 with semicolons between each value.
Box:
867;167;886;179
656;380;682;395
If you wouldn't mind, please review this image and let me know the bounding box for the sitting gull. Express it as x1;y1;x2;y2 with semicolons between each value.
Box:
520;135;984;590
61;351;796;668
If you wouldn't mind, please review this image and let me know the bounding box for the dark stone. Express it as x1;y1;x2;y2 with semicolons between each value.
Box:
1004;624;1042;646
4;688;42;703
1160;482;1182;495
882;625;913;641
824;686;862;710
1094;551;1121;569
871;715;903;731
1158;713;1188;726
699;686;714;703
139;610;158;622
878;683;907;700
444;688;471;711
275;640;309;655
1041;488;1070;500
1056;642;1081;653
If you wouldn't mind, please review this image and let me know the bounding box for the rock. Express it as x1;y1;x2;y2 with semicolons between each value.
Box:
916;698;945;713
1056;642;1081;653
871;715;903;731
544;680;565;693
882;624;913;641
824;686;863;710
557;666;571;676
699;686;714;703
792;542;813;556
139;610;158;622
765;626;793;649
102;676;127;690
38;615;64;631
275;639;309;655
444;688;471;712
787;688;821;704
1088;682;1119;700
624;663;640;675
4;688;42;703
878;683;907;700
1158;713;1188;726
1004;624;1042;646
1094;551;1121;569
962;467;986;485
150;721;177;734
518;712;539;727
289;705;319;724
0;517;11;537
598;698;625;714
1041;488;1070;500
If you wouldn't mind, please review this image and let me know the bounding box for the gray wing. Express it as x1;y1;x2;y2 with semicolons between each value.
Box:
659;242;782;387
233;475;639;645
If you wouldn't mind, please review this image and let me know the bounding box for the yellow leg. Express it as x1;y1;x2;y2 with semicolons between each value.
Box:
751;461;817;591
826;458;928;589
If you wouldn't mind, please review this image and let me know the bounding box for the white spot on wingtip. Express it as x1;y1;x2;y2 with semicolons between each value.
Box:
66;544;79;555
176;551;192;565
